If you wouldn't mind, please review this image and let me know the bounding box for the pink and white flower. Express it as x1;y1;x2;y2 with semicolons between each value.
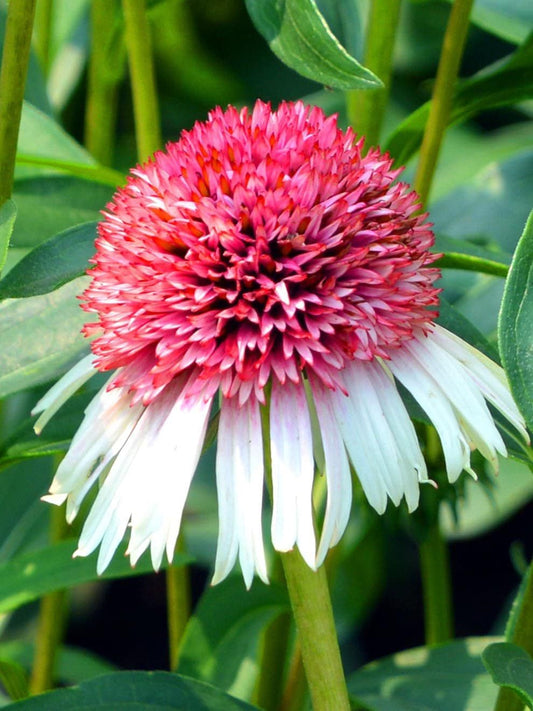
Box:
33;100;527;587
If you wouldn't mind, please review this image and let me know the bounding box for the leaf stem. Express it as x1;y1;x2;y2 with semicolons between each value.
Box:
121;0;161;160
413;0;474;205
493;560;533;711
419;520;454;645
255;611;292;711
280;549;350;711
84;0;122;165
347;0;402;147
0;0;37;205
29;498;69;694
166;536;191;670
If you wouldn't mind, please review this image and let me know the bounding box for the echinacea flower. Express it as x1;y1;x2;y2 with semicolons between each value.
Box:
33;100;527;588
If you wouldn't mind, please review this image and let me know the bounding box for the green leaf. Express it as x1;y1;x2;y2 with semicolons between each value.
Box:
178;577;289;700
434;234;511;278
498;210;533;432
443;0;533;45
0;659;28;701
385;35;533;166
11;177;112;249
482;642;533;708
245;0;382;90
0;222;96;300
0;199;17;275
0;278;90;399
0;539;192;614
2;671;259;710
348;637;499;711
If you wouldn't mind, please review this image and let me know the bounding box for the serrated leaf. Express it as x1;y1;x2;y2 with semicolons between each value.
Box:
498;210;533;431
0;222;96;299
1;671;259;710
482;642;533;708
0;199;17;275
348;637;499;711
0;278;90;399
0;539;191;614
245;0;381;90
385;34;533;165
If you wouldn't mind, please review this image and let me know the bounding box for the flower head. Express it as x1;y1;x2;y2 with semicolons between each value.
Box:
34;100;527;587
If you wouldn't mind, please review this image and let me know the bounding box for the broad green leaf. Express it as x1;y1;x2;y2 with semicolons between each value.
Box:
0;278;90;399
245;0;381;90
385;36;533;166
0;539;191;614
11;177;112;248
0;222;96;300
440;458;533;539
482;642;533;708
498;211;533;431
178;577;289;700
348;637;499;711
0;199;17;275
434;234;511;278
0;660;28;701
2;671;259;710
505;562;533;641
0;642;116;686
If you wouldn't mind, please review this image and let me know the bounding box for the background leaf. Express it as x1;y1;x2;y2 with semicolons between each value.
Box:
2;671;259;710
245;0;381;90
0;199;17;275
0;222;96;299
498;210;533;431
482;642;533;708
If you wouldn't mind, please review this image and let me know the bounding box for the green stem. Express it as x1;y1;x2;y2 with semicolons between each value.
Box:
419;521;454;645
30;500;69;693
255;611;292;711
0;0;37;205
280;640;307;711
84;0;121;165
346;0;402;147
166;536;191;671
34;0;53;75
413;0;474;205
280;549;350;711
493;560;533;711
121;0;161;160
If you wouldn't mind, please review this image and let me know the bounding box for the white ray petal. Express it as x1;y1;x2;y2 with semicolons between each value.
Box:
270;378;316;569
387;348;472;482
309;377;352;566
212;396;267;587
431;325;528;441
32;354;96;434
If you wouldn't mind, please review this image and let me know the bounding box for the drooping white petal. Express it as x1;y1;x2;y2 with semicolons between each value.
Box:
387;348;472;482
212;396;267;588
269;378;316;569
431;325;528;441
330;359;425;513
32;354;96;434
309;377;352;566
404;332;508;469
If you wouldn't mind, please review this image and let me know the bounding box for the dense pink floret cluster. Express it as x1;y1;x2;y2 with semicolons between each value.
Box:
83;100;440;405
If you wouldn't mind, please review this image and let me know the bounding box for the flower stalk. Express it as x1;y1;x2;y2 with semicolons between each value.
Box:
419;520;454;645
0;0;37;206
280;548;350;711
347;0;402;147
413;0;474;205
121;0;161;160
166;536;191;670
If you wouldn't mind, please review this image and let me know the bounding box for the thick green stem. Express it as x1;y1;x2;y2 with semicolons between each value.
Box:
281;549;350;711
0;0;37;205
122;0;161;160
166;537;191;671
413;0;474;205
84;0;121;165
30;501;69;693
419;521;454;645
493;560;533;711
346;0;402;147
34;0;53;74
